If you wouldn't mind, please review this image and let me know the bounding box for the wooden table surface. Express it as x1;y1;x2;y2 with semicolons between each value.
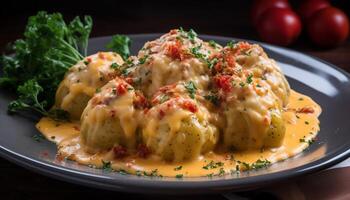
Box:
0;1;349;199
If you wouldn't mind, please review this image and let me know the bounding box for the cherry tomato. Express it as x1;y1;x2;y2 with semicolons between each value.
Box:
307;7;349;47
298;0;330;22
257;8;302;46
251;0;290;27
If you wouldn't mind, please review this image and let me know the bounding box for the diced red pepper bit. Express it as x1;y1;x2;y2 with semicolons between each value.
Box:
181;100;198;113
137;144;151;158
87;57;92;63
166;40;184;60
225;54;236;68
214;75;232;92
238;42;251;50
169;29;178;35
117;83;128;95
113;145;128;159
124;77;133;84
159;109;166;119
134;92;149;109
297;107;315;114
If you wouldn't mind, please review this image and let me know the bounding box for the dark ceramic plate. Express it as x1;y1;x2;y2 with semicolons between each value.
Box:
1;34;350;194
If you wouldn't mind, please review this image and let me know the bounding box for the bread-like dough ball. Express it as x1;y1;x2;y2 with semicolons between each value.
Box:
124;29;222;97
142;87;218;162
80;78;141;153
55;52;124;119
209;43;289;150
233;43;290;106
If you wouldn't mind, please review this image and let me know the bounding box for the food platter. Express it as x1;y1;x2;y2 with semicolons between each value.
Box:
0;34;350;194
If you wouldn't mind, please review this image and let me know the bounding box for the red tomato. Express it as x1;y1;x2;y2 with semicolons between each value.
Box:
257;8;302;46
251;0;290;27
307;7;349;47
298;0;330;22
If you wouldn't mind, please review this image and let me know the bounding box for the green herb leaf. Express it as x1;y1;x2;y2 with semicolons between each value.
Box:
184;81;197;99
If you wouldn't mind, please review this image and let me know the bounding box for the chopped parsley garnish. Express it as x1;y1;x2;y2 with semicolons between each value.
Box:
138;55;149;65
300;137;315;145
206;173;214;178
209;40;218;48
227;40;238;48
239;82;245;87
298;97;304;101
207;57;218;69
174;165;183;171
101;160;113;172
218;168;225;176
84;60;90;65
159;94;169;104
190;45;206;60
178;27;197;43
203;160;224;170
237;159;271;170
32;134;44;142
110;62;120;69
251;159;271;169
95;88;101;93
184;81;197;99
187;29;197;43
204;94;220;106
246;74;253;84
175;174;184;179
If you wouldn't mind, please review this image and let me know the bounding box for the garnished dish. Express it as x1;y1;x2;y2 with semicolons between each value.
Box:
1;12;321;178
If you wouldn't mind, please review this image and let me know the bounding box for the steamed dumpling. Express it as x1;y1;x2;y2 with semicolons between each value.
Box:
122;29;222;97
142;83;219;162
55;52;124;119
210;43;289;150
80;78;144;153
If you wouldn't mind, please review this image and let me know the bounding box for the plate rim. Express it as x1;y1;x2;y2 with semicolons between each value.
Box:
1;33;350;194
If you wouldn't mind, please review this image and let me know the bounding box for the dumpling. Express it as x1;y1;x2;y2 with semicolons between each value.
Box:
232;42;290;106
208;43;289;150
142;83;219;162
121;29;222;97
80;78;146;153
55;52;124;119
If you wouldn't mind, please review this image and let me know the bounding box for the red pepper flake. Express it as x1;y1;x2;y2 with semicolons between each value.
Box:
297;107;315;114
159;109;166;119
166;40;184;60
137;144;151;158
181;100;198;113
169;29;178;35
214;75;232;92
113;145;128;159
87;57;92;63
73;126;80;131
238;42;251;50
124;77;133;84
225;54;236;68
117;83;128;95
134;92;149;109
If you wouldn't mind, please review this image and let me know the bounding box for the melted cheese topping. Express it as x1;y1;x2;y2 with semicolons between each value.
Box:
55;52;124;119
36;90;321;177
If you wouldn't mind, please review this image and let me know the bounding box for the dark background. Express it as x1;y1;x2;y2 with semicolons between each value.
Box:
0;0;350;199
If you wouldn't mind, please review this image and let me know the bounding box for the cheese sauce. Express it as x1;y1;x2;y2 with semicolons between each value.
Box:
36;90;321;177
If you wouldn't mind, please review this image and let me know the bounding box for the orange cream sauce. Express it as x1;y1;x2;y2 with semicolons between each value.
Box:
36;90;321;177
